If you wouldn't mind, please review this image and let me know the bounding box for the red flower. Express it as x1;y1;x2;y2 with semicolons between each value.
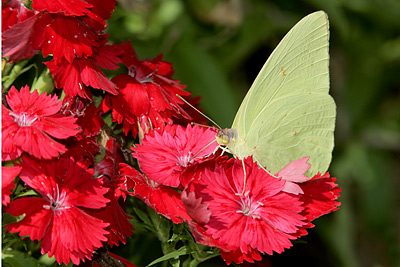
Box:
31;4;120;98
1;0;40;62
102;41;192;137
2;0;119;98
5;156;110;265
2;0;36;32
274;158;341;235
132;124;218;188
90;139;135;247
299;172;341;224
46;53;118;99
90;251;137;267
2;86;80;160
62;135;100;167
2;10;40;62
120;164;192;224
37;13;100;64
182;157;307;264
220;249;263;265
32;0;93;16
1;165;21;206
84;0;116;22
61;96;104;137
31;0;116;32
89;194;134;247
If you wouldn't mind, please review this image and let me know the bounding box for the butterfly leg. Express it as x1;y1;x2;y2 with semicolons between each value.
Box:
215;144;231;157
241;159;248;195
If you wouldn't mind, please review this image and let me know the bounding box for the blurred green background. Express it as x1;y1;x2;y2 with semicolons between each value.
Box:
107;0;400;266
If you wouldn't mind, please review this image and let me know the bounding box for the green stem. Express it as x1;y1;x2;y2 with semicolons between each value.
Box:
2;59;32;90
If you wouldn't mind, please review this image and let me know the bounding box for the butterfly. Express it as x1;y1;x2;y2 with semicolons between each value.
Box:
216;11;336;177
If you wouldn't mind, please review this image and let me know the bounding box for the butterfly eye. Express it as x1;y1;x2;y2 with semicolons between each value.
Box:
216;128;238;146
216;131;230;145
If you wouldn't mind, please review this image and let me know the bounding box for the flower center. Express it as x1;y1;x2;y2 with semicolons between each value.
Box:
236;190;264;219
149;179;159;188
43;185;70;212
129;65;155;83
177;152;192;167
9;111;38;127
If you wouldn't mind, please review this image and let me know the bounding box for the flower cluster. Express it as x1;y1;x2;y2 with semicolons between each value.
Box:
2;1;340;266
133;125;341;264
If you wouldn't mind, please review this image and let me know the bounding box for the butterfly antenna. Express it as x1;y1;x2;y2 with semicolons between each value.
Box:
176;94;222;129
191;122;214;128
190;138;219;161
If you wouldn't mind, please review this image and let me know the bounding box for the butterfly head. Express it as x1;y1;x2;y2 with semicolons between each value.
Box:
216;128;238;146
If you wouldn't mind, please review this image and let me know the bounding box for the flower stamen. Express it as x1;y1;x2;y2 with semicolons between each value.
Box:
9;112;38;127
177;151;193;167
235;192;263;219
43;185;70;212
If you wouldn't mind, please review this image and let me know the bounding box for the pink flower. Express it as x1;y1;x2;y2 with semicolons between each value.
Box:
182;157;307;264
276;156;311;195
2;165;21;206
2;86;80;160
132;124;218;188
5;156;110;265
274;158;341;235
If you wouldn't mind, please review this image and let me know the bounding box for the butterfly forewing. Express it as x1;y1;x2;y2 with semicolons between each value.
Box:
229;11;335;176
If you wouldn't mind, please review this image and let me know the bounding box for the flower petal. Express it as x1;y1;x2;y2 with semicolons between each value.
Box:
2;165;21;206
2;13;40;62
32;0;93;16
5;197;52;241
41;207;109;265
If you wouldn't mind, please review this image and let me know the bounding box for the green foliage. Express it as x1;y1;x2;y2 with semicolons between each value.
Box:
109;0;400;266
2;250;47;267
125;202;219;267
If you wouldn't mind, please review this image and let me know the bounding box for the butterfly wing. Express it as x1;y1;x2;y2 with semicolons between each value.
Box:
228;11;335;176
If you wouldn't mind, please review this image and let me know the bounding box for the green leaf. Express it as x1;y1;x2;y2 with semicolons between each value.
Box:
2;250;47;267
17;190;39;198
31;68;55;95
38;254;56;266
2;59;35;90
2;212;18;225
133;207;154;230
147;246;192;267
